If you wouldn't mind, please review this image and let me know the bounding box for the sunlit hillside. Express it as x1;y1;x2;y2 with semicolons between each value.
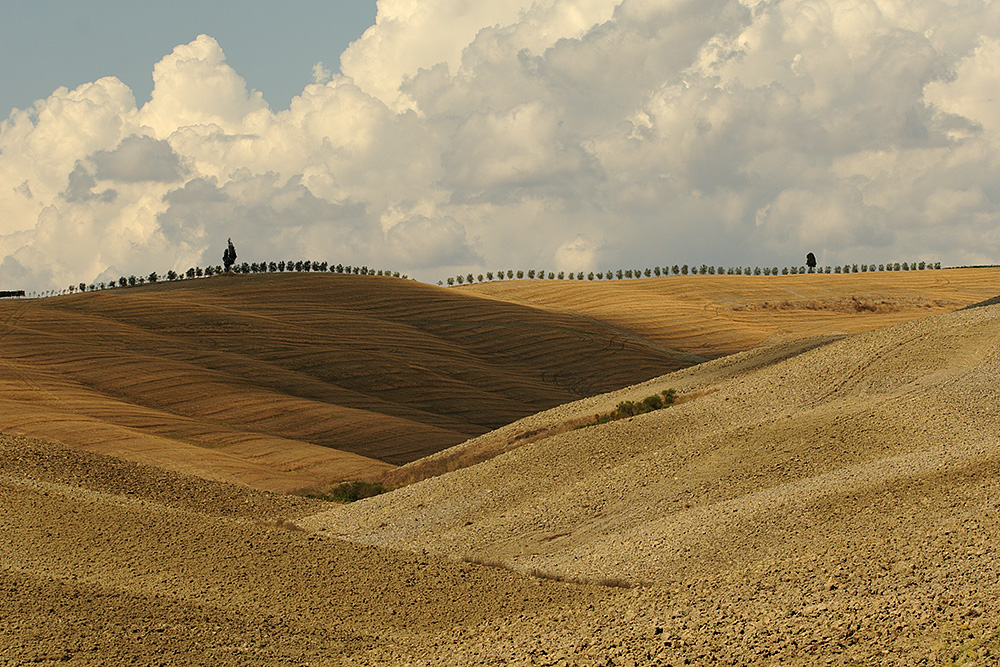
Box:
305;301;1000;664
3;271;1000;665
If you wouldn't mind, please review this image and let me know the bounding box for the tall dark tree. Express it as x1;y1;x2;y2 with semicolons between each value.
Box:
223;238;237;272
806;252;817;271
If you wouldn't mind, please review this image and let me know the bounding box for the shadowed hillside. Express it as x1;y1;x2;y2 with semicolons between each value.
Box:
0;273;690;491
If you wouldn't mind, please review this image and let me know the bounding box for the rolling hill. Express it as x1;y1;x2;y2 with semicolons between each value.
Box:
463;267;1000;358
0;272;689;491
3;275;999;665
0;267;996;493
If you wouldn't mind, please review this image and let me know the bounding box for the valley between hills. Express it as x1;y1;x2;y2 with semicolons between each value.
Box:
2;267;1000;665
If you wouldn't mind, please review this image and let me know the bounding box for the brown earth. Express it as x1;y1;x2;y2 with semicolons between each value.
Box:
4;304;1000;664
0;434;617;666
2;269;1000;665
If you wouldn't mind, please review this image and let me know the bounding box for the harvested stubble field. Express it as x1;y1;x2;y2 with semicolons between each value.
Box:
2;267;1000;665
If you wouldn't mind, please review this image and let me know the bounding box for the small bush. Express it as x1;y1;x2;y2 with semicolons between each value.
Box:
577;389;676;429
307;481;385;503
641;394;665;411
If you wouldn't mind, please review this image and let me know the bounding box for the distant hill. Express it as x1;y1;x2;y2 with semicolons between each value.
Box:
463;267;1000;359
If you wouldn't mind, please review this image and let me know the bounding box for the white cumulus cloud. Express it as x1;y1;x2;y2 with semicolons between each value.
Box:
2;0;1000;292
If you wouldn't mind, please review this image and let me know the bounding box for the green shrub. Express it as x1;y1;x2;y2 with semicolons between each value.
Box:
577;389;676;429
641;394;664;411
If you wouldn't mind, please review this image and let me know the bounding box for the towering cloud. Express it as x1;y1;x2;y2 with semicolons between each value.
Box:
1;0;998;291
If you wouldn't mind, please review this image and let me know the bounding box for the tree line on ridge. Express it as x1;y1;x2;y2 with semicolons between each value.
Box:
440;261;943;286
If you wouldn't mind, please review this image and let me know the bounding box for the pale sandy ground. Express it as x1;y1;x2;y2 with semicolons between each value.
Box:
4;303;1000;665
0;435;615;666
304;303;1000;665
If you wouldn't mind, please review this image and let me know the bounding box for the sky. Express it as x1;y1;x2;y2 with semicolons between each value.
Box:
1;0;998;292
0;1;378;118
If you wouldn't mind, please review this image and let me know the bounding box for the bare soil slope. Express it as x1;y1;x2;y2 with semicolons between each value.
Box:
306;303;1000;664
4;291;1000;665
0;273;686;491
0;434;622;666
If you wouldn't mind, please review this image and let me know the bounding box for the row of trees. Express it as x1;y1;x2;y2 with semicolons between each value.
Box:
53;253;944;296
440;261;943;286
65;260;409;294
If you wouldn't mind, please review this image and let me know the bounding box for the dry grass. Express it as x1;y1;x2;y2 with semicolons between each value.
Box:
933;626;1000;666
